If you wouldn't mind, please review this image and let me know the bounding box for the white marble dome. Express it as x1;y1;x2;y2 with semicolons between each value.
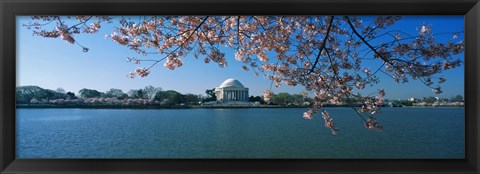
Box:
219;78;244;88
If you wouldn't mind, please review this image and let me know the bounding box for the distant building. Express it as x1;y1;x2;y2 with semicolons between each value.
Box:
215;78;249;103
408;97;415;102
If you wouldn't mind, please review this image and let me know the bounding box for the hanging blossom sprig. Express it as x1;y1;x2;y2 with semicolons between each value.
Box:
25;16;112;52
26;16;464;135
321;110;340;135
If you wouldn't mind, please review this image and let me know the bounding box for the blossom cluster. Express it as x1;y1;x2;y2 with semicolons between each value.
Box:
321;111;339;135
263;90;273;103
27;16;112;47
364;117;384;132
134;67;150;78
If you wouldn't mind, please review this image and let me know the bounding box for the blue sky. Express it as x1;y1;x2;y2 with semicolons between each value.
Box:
16;16;464;100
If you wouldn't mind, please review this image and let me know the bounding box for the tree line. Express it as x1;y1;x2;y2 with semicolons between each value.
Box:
198;88;312;106
16;85;201;107
16;85;318;107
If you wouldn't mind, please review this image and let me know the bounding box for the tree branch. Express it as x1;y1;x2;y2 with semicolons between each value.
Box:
147;16;209;70
347;17;437;89
325;49;366;122
345;17;394;66
309;16;334;74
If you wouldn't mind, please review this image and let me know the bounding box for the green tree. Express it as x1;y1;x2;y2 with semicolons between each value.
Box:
16;86;67;103
105;88;126;99
253;96;264;104
143;85;162;99
66;92;76;99
43;89;67;101
424;96;437;103
79;88;101;98
16;86;45;104
128;89;146;99
272;92;293;106
248;96;255;102
161;90;185;106
154;91;166;102
183;93;200;105
451;95;464;102
291;94;305;105
203;88;217;102
438;98;449;102
55;87;66;94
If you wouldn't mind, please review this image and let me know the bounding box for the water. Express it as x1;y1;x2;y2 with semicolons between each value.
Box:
16;107;465;158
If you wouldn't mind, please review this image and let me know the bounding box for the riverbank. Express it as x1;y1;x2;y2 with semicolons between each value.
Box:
16;104;464;109
15;104;353;109
402;105;464;108
16;104;305;109
16;104;192;109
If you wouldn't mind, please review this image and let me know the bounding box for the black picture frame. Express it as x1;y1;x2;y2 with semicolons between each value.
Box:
1;0;479;173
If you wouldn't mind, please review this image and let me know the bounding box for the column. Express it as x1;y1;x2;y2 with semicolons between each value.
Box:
225;90;230;101
241;91;244;101
223;91;226;101
235;90;238;101
234;90;237;101
244;91;247;101
243;91;246;101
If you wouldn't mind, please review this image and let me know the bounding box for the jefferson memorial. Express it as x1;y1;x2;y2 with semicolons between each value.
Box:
215;78;249;103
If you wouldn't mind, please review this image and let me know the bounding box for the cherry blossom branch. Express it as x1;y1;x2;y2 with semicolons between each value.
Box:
346;17;442;91
309;16;334;74
325;49;367;122
346;17;395;68
146;16;209;70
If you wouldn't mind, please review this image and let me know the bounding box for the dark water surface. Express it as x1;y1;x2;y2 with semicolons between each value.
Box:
16;107;464;158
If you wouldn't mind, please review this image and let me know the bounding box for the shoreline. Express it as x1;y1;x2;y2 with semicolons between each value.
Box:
16;104;463;109
401;105;465;108
15;104;305;109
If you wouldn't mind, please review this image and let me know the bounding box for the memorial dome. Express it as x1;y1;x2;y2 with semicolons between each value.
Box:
219;78;245;88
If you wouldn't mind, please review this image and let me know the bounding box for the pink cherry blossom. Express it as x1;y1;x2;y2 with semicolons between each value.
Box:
433;87;443;94
135;67;150;77
303;111;313;120
263;90;273;103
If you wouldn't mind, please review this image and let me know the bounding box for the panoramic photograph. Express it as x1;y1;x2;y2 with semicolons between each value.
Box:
16;16;464;158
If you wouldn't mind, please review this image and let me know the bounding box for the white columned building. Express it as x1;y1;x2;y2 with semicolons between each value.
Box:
215;78;249;103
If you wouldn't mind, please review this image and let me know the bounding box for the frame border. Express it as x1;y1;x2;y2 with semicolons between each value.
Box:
1;0;479;173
